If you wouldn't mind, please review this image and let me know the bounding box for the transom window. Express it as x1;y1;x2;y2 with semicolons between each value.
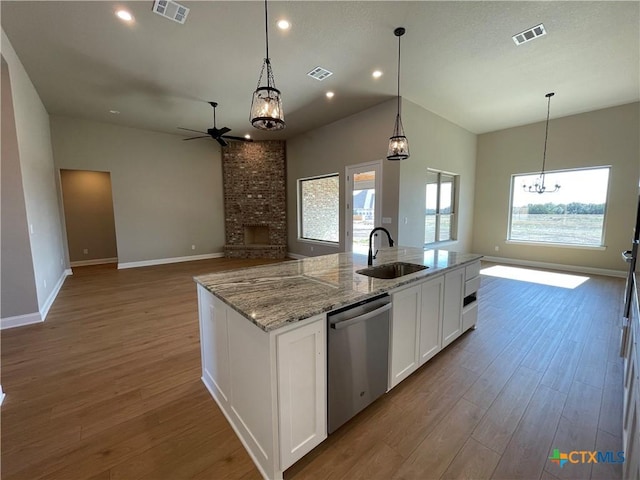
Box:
298;174;339;243
508;166;611;247
425;170;458;245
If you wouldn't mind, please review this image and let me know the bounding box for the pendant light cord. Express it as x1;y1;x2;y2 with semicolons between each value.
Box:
264;0;270;61
541;93;552;175
396;32;401;116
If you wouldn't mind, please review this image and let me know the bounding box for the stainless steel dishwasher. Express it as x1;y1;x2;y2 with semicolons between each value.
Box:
327;294;391;434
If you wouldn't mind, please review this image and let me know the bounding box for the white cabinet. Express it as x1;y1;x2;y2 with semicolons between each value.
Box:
442;267;465;347
390;275;445;388
198;285;231;404
419;275;444;365
277;318;326;469
390;284;421;388
623;282;639;480
198;284;326;480
462;260;481;333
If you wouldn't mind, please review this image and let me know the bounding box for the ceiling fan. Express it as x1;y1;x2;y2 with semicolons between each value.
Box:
178;102;253;147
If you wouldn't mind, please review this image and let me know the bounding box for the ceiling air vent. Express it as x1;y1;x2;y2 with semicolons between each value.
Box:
307;66;334;81
512;23;546;45
152;0;189;24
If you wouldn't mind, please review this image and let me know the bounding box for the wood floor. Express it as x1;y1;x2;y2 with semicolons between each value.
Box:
1;259;625;480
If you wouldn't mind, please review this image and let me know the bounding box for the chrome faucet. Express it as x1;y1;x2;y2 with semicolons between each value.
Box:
367;227;395;266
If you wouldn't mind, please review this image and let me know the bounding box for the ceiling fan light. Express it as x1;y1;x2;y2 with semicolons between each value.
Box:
250;85;285;130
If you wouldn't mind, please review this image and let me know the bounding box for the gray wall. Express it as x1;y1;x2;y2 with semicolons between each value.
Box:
286;98;401;257
50;116;225;264
1;56;38;319
472;102;640;271
1;30;66;314
398;99;477;251
60;169;118;263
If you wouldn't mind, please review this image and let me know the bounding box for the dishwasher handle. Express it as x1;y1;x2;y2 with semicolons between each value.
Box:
330;303;391;330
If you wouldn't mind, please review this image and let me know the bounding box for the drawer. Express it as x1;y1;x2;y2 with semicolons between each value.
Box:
462;303;478;332
465;261;481;281
465;276;481;296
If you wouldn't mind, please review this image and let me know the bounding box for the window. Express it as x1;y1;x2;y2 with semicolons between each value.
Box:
425;170;458;245
298;174;339;243
508;166;610;247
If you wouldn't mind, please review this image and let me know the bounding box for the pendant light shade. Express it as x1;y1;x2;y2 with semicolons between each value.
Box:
250;0;285;131
523;92;560;194
387;27;409;161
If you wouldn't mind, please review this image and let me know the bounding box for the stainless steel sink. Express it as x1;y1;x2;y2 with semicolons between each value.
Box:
356;262;428;279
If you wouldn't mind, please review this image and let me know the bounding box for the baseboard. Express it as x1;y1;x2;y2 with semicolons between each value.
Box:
70;257;118;267
481;255;627;278
1;312;42;330
118;252;225;270
40;269;72;321
286;252;307;260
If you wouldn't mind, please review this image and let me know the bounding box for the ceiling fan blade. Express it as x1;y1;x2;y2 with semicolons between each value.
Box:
216;137;228;147
217;126;231;136
222;135;254;142
178;127;208;134
183;135;210;141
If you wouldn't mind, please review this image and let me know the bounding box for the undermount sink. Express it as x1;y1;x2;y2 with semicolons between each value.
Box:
356;261;428;279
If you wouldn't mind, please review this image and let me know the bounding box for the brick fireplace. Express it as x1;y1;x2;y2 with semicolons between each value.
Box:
222;140;287;259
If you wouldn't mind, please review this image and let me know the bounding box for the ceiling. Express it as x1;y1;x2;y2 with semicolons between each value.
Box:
2;1;638;141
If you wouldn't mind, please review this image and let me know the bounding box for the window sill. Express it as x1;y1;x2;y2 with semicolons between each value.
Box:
297;238;340;248
505;240;606;251
424;239;459;249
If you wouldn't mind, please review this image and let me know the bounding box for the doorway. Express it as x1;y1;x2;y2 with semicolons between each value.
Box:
345;160;382;254
60;169;118;267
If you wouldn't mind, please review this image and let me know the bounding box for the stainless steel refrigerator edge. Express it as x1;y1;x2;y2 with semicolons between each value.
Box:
621;193;640;355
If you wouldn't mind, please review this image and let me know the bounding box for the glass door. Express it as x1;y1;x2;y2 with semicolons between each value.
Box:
345;161;382;254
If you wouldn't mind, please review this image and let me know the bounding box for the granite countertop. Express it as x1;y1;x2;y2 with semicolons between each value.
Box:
194;247;483;332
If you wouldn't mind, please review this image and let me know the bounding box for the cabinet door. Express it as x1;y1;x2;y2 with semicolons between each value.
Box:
442;267;464;347
198;287;231;403
623;291;639;480
419;276;443;366
390;284;421;388
277;316;327;470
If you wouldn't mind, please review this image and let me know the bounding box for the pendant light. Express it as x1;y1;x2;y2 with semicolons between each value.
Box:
387;27;409;161
250;0;285;131
523;92;560;194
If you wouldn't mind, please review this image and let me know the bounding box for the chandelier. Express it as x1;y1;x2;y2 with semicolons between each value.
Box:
386;27;409;161
523;92;560;194
250;0;285;131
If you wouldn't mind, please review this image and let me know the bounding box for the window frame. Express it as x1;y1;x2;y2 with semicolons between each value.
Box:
297;173;340;245
506;166;611;248
424;169;459;246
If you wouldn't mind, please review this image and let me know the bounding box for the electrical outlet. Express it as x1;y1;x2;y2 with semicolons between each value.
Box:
494;245;499;252
404;217;408;225
44;279;47;288
310;246;314;252
29;224;34;235
382;217;392;224
83;248;89;255
191;245;196;250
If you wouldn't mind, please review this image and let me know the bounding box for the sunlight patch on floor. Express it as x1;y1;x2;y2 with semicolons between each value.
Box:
480;265;590;289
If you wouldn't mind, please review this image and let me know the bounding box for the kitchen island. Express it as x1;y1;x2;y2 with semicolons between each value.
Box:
194;247;482;479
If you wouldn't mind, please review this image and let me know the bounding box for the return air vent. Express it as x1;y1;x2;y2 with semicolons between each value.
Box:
152;0;189;24
307;66;334;81
512;23;546;45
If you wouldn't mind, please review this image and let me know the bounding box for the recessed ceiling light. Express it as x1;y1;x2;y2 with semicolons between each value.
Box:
372;70;383;78
109;110;120;114
277;19;291;30
116;9;133;22
325;91;335;99
244;134;251;139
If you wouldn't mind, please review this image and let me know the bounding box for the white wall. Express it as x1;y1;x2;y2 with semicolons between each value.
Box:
473;102;639;272
1;30;67;317
50;116;225;264
1;56;39;319
398;99;477;251
286;99;401;257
